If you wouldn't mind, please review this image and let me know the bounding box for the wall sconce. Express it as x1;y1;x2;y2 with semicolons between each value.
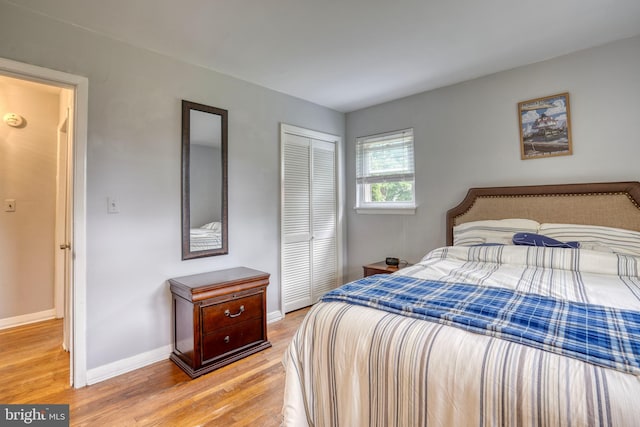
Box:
3;113;25;127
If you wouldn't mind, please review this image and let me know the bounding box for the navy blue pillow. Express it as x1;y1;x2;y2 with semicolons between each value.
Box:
512;233;580;248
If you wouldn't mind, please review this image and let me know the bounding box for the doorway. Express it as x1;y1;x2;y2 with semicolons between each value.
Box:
0;57;88;387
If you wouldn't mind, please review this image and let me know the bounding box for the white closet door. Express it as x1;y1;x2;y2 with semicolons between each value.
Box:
281;126;340;314
311;140;337;301
282;134;313;312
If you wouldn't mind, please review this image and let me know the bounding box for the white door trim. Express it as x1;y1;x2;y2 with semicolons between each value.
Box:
0;57;88;388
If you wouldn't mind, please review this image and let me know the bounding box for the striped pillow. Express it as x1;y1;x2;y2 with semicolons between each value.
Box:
539;223;640;256
453;219;540;246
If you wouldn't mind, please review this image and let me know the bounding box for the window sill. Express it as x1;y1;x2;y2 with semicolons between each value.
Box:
354;206;416;215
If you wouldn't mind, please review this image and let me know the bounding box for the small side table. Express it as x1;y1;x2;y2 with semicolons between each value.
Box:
363;261;412;277
169;267;271;378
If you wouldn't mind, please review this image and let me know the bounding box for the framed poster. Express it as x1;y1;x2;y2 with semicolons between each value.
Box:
518;92;572;160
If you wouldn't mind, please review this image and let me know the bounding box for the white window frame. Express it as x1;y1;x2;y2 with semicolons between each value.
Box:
355;128;416;215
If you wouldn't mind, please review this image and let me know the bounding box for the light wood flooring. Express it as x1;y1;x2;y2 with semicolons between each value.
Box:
0;308;309;426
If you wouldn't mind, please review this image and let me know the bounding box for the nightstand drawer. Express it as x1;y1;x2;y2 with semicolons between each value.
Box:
202;318;264;362
201;293;263;332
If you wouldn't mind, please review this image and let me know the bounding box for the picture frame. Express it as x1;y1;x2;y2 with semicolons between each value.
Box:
518;92;572;160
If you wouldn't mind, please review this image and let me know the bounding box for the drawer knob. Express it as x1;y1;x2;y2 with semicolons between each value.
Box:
224;305;245;318
224;336;230;344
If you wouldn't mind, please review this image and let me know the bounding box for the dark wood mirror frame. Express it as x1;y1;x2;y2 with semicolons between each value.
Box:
181;100;228;259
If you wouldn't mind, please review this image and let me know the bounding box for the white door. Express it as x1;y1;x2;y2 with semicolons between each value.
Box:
0;57;89;387
55;105;74;355
281;124;341;313
310;140;337;302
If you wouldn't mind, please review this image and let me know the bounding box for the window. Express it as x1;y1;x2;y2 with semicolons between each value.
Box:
356;128;415;213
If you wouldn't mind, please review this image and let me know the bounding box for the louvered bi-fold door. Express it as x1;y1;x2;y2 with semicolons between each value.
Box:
282;130;338;313
310;140;337;302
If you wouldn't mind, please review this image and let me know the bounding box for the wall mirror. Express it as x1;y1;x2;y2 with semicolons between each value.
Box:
181;100;228;259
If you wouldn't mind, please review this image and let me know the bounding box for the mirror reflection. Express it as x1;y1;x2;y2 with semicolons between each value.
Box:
189;110;222;251
182;101;228;259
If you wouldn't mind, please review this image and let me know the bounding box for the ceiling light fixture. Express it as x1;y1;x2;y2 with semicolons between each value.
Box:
3;113;25;127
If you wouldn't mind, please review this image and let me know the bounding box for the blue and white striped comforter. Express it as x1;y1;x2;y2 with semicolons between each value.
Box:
283;245;640;426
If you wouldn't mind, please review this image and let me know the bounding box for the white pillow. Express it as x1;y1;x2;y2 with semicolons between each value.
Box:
200;221;222;232
453;219;540;246
539;223;640;256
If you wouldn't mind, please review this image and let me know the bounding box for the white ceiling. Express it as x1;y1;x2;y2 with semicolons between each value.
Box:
8;0;640;112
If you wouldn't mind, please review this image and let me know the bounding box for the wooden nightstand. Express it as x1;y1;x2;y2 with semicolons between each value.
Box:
169;267;271;378
363;261;412;277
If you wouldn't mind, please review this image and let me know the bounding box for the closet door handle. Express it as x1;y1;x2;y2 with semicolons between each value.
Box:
59;243;71;250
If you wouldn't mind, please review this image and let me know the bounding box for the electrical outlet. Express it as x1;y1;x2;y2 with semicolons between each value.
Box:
4;199;16;212
107;197;119;214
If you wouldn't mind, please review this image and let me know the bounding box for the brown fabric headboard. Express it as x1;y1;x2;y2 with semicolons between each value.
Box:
446;182;640;245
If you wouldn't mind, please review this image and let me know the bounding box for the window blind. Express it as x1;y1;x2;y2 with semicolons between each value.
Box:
356;129;414;185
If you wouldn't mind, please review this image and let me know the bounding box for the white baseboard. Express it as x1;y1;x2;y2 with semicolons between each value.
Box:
86;344;172;385
87;311;285;385
267;310;283;323
0;309;56;330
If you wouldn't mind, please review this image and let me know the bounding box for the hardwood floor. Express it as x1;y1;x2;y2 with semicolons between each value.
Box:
0;308;309;426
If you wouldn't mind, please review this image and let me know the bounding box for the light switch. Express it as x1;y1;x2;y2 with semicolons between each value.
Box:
107;197;119;214
4;199;16;212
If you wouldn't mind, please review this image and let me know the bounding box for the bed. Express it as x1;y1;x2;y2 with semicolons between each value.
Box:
189;221;222;251
282;181;640;426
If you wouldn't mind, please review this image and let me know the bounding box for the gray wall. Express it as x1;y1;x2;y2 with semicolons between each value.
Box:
0;3;344;369
0;78;58;319
345;35;640;281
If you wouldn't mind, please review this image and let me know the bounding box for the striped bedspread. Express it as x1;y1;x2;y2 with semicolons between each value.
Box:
283;245;640;426
322;275;640;375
